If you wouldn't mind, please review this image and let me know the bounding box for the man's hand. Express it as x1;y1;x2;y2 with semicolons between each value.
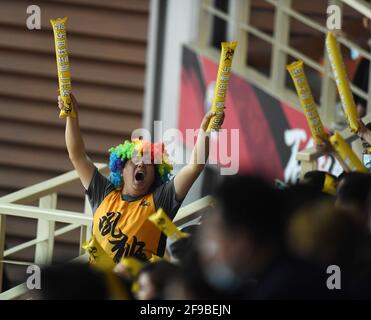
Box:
203;110;225;132
58;93;78;115
356;119;371;145
314;139;332;154
357;119;368;139
202;111;216;131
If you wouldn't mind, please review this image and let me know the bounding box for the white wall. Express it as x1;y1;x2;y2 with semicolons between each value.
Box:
158;0;205;205
159;0;199;130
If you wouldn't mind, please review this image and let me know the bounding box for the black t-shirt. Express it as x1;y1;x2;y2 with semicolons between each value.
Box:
85;167;182;220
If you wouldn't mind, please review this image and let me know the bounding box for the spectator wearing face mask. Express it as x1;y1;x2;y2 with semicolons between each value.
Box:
197;175;335;299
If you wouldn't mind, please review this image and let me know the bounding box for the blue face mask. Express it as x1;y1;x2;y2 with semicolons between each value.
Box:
363;154;371;170
351;48;360;60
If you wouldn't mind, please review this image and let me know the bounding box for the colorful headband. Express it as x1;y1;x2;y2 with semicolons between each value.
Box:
108;138;173;187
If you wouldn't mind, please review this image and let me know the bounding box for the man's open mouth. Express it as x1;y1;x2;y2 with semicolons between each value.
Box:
135;171;145;182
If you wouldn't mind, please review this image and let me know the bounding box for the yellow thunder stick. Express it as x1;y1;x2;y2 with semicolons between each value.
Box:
119;257;143;295
149;254;162;263
329;131;368;173
322;173;337;195
287;60;327;145
82;237;115;271
207;41;238;131
326;32;359;133
148;208;187;241
50;17;76;119
120;257;143;278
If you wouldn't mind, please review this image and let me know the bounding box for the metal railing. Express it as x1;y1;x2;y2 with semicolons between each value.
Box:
296;112;371;178
197;0;371;129
196;0;371;177
0;162;107;300
0;164;214;299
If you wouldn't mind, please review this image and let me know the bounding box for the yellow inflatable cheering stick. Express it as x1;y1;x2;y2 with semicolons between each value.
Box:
326;32;359;133
148;208;187;242
82;237;116;271
322;173;337;195
287;60;328;145
50;17;76;119
329;131;367;173
207;41;238;131
120;257;143;279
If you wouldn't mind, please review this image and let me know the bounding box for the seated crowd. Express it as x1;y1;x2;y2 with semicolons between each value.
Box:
36;170;371;300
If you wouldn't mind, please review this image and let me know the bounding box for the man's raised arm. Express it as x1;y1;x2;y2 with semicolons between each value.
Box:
173;111;217;202
58;94;95;190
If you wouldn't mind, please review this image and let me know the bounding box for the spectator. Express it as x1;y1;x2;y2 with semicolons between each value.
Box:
288;201;358;269
58;94;218;265
37;263;132;300
302;171;338;195
136;261;180;300
336;172;371;227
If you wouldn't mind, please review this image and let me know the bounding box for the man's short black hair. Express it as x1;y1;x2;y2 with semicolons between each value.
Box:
337;172;371;210
302;170;337;193
40;262;133;300
214;175;285;246
40;263;108;299
282;183;332;218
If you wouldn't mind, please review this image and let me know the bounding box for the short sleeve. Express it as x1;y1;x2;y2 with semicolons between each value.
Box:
85;167;116;214
153;179;183;220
